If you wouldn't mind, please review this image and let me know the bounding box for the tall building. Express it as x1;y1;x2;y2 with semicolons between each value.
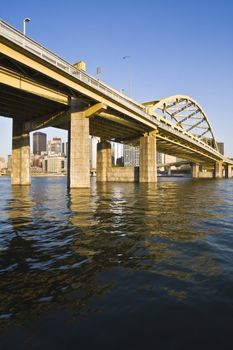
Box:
33;132;47;155
164;154;177;164
157;152;165;164
62;142;68;157
48;137;62;155
112;142;123;165
90;136;99;169
123;145;139;166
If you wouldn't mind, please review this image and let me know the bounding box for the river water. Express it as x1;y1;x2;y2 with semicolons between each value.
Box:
0;176;232;349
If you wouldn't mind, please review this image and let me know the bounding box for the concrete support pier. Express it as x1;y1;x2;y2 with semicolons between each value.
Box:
12;120;31;185
214;161;223;179
68;100;90;188
96;140;112;182
225;165;232;178
139;134;157;182
191;163;199;178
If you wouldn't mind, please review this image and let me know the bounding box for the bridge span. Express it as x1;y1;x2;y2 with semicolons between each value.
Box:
0;20;232;186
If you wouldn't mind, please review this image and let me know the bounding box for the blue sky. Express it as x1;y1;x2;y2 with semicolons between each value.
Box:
1;0;233;159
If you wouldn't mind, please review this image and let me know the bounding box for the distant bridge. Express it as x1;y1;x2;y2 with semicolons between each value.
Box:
157;160;190;169
0;20;232;186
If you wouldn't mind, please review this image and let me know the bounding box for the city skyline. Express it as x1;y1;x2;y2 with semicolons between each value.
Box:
0;0;232;159
0;128;67;160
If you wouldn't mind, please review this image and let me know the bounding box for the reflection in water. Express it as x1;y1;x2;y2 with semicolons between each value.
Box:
1;185;33;273
0;177;233;349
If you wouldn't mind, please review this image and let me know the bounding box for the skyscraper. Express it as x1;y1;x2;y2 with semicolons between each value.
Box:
33;132;47;155
112;142;123;165
48;137;62;155
123;145;139;166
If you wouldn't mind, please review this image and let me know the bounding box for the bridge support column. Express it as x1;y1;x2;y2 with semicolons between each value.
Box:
11;120;31;185
214;161;223;179
225;165;232;178
68;101;90;188
96;140;112;182
191;163;199;178
139;134;157;182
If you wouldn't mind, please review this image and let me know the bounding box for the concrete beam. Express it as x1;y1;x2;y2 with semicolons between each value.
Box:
98;112;146;132
157;133;220;163
0;67;69;105
24;109;70;132
84;103;107;118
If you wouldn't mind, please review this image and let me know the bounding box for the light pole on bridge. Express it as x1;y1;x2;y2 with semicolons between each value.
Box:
23;17;31;36
122;55;132;97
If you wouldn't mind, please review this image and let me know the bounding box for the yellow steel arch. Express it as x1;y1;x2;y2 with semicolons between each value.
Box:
144;95;218;151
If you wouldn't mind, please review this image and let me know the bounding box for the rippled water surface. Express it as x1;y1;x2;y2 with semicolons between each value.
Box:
0;176;233;349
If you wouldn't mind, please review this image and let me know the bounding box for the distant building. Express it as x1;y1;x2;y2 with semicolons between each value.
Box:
123;145;139;166
62;142;68;157
48;137;62;155
134;147;139;166
7;155;12;171
164;154;177;164
0;156;6;171
112;142;123;165
217;142;224;155
116;156;124;166
42;155;67;174
123;145;133;166
31;154;43;168
90;136;99;169
157;152;164;164
33;132;47;155
156;153;178;171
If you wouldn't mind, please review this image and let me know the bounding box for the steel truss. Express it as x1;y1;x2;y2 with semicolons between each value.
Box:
144;95;218;151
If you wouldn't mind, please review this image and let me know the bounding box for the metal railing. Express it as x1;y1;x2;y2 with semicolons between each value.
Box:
0;20;224;161
0;20;144;112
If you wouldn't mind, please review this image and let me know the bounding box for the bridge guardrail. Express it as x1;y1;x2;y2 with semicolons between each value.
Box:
0;20;224;160
0;20;143;113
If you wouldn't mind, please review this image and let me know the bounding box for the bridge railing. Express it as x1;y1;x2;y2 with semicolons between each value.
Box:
0;20;144;112
0;20;223;160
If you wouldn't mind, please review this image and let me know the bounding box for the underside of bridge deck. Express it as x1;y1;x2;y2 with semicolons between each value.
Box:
1;20;232;188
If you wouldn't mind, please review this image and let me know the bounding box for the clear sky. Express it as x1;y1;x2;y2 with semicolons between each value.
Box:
1;0;233;160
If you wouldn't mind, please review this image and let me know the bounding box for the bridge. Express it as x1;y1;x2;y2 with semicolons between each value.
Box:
0;20;232;187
